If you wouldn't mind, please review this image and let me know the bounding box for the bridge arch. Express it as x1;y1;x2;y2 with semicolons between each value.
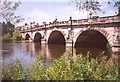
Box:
74;29;109;49
25;33;30;40
34;32;42;42
48;31;66;45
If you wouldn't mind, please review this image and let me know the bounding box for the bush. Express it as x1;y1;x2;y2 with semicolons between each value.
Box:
12;30;21;42
2;50;119;80
2;59;24;80
0;36;2;42
2;33;12;42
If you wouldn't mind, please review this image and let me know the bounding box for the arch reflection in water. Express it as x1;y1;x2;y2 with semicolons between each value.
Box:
34;43;41;53
26;43;66;65
75;48;110;60
23;42;36;57
48;44;66;59
40;44;66;65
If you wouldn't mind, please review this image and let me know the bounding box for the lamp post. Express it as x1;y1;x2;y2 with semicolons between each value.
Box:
43;22;47;44
89;12;92;19
70;16;74;56
36;23;39;31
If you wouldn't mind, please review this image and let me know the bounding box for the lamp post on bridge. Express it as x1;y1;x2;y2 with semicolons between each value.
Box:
89;12;92;19
36;23;39;31
43;22;47;64
43;22;47;44
70;16;74;56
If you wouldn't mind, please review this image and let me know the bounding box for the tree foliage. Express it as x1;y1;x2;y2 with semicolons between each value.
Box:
0;0;24;24
114;1;120;8
12;29;21;41
113;1;120;15
1;33;12;42
72;0;120;17
107;0;120;15
71;0;101;17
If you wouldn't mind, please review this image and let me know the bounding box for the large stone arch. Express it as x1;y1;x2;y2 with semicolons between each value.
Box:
74;28;113;47
33;32;42;42
74;29;113;60
48;30;66;45
74;29;110;49
25;33;30;40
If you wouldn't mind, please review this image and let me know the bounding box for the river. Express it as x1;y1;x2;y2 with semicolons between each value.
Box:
2;41;111;68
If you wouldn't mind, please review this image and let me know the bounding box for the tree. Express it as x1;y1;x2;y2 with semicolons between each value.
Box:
0;0;24;24
12;29;21;41
72;0;120;17
113;1;120;15
0;0;24;35
71;0;101;18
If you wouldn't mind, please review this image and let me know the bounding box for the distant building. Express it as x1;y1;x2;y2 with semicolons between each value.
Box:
0;22;2;36
2;22;15;35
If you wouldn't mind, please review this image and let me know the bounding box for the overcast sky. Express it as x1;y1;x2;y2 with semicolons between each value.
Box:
15;0;118;26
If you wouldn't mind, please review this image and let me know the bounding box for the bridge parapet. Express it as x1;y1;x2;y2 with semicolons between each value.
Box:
72;16;120;25
20;15;120;33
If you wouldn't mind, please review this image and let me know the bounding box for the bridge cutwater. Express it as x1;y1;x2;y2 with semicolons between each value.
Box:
19;15;120;53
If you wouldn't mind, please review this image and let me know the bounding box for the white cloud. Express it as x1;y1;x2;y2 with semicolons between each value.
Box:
51;6;88;21
20;0;70;2
16;1;116;26
8;0;117;3
17;6;89;26
73;10;88;19
25;9;50;19
23;8;54;24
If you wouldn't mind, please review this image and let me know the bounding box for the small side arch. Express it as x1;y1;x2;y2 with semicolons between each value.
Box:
34;32;42;43
25;33;30;40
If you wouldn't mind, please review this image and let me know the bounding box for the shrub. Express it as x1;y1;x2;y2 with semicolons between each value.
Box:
2;33;12;42
0;36;2;41
2;50;119;80
2;59;24;80
12;30;21;42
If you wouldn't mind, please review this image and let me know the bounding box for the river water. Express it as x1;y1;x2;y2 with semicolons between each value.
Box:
2;42;111;68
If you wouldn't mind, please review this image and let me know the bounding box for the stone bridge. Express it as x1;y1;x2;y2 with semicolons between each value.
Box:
20;15;120;53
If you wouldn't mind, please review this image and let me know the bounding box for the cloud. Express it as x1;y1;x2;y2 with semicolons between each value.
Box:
17;5;92;26
26;9;50;19
51;6;88;21
16;1;116;26
73;10;88;19
20;0;70;2
23;8;54;24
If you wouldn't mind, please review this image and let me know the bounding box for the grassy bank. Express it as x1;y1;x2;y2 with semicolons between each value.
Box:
2;50;119;80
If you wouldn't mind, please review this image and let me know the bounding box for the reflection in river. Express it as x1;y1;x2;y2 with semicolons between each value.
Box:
76;47;110;61
2;42;111;68
48;44;66;59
